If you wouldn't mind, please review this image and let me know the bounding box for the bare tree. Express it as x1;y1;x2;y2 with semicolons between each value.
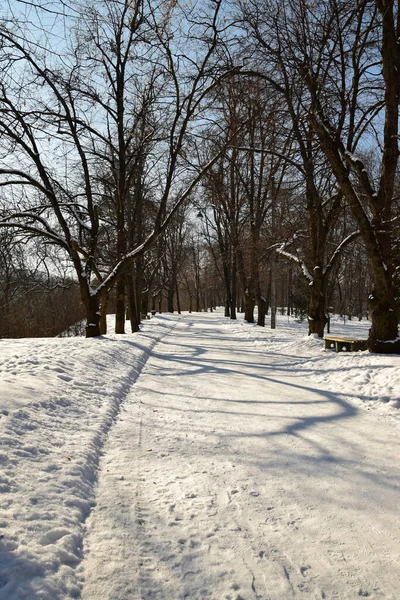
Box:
241;0;400;351
0;0;235;337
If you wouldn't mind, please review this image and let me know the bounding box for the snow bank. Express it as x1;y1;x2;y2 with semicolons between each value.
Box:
0;315;180;600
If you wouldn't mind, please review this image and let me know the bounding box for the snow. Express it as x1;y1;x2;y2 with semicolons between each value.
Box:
275;246;313;282
0;315;179;599
344;150;364;166
1;310;400;599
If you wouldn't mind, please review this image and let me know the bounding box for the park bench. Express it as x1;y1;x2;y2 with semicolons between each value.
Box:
324;335;368;353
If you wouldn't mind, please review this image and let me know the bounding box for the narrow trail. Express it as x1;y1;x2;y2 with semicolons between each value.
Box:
80;314;400;600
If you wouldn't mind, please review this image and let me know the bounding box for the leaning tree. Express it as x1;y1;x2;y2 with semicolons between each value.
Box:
240;0;400;351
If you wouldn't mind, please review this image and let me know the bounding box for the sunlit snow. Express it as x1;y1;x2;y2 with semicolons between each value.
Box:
0;311;399;599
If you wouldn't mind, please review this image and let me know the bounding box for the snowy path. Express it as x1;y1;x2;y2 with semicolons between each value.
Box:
80;314;400;600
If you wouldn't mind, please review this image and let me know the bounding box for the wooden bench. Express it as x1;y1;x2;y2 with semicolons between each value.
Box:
324;335;368;353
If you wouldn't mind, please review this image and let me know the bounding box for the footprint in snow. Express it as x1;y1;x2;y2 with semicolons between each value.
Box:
178;538;186;545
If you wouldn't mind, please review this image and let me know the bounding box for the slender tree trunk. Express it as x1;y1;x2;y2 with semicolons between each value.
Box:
265;279;270;316
141;289;149;317
287;267;293;316
230;251;237;320
167;276;175;313
256;276;266;327
115;272;126;334
271;176;277;329
176;281;181;314
245;240;261;324
99;289;109;335
270;259;277;329
127;274;139;333
195;286;201;312
222;261;231;317
134;258;143;325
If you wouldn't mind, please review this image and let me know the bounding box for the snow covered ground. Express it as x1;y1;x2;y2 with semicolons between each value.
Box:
0;310;399;599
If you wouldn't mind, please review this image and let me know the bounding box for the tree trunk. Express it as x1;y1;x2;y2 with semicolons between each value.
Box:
176;281;181;314
115;272;126;334
230;253;237;320
222;261;231;317
368;280;400;353
99;289;109;335
167;281;175;313
271;175;277;329
244;287;256;323
256;282;266;327
308;270;328;337
134;258;143;328
287;267;293;317
84;293;101;338
270;258;277;329
141;289;149;317
127;274;140;333
130;308;140;333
